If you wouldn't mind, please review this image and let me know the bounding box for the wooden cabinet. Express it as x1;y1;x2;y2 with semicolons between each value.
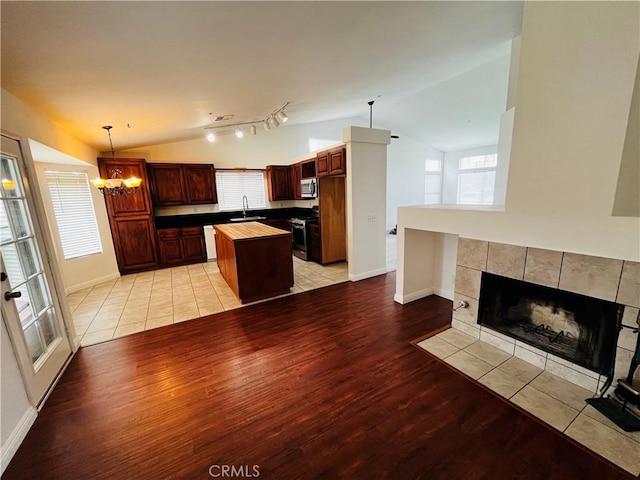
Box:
214;222;293;304
318;176;346;264
98;157;158;274
300;158;317;179
183;165;217;204
98;157;153;217
308;222;322;263
317;146;346;177
266;165;293;201
157;226;206;267
148;163;217;206
290;163;302;200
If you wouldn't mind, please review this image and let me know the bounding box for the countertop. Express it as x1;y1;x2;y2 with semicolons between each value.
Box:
154;207;315;229
214;222;291;241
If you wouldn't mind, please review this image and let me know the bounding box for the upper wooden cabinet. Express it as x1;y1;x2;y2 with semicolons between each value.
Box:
97;157;153;217
266;165;292;201
317;145;346;177
300;158;317;179
148;163;217;206
290;163;302;200
184;165;217;204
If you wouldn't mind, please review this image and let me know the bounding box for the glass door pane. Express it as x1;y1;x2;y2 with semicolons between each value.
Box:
1;134;72;406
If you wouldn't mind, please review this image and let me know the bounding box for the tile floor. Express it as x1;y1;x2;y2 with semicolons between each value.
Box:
417;328;640;476
67;257;348;348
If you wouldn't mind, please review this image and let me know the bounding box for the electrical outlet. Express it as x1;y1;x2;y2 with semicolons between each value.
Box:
368;215;376;223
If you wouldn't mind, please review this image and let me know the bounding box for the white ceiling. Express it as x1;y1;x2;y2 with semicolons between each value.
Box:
1;1;523;153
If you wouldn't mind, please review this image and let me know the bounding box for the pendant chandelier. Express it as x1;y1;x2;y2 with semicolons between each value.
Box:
91;126;142;195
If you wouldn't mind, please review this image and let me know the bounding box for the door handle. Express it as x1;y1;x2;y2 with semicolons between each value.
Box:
4;291;22;301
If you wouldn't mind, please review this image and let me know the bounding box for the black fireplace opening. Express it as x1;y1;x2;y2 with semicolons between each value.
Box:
478;272;623;376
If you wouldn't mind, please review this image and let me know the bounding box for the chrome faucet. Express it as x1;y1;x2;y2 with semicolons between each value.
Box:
242;195;249;217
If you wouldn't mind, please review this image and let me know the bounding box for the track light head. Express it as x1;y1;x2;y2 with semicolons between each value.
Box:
263;119;271;131
250;125;257;135
206;132;216;143
235;127;244;138
276;109;288;123
269;116;280;128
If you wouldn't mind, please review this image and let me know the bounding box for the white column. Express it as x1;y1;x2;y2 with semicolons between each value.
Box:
343;126;390;281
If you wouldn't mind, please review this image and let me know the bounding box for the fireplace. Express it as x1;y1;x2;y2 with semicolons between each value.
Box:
477;272;624;377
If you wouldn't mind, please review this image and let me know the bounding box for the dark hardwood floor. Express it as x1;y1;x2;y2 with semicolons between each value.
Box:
4;273;633;479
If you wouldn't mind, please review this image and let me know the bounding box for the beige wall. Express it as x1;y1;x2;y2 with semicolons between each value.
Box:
396;1;640;302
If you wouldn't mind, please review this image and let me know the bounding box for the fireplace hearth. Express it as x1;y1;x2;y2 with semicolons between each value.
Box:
478;272;624;378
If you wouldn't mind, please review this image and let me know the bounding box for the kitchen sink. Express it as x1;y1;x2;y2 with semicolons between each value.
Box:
229;216;267;222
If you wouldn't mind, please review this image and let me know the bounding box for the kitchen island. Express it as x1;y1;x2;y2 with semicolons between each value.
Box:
214;222;294;304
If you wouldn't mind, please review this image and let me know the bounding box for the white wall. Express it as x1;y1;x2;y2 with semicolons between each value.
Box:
33;162;120;293
396;1;640;301
344;127;390;281
386;135;443;229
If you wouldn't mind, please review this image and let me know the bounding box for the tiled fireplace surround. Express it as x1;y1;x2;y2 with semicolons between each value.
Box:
429;238;640;474
451;238;640;394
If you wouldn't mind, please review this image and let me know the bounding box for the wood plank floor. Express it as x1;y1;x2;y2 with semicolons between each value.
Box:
4;273;633;479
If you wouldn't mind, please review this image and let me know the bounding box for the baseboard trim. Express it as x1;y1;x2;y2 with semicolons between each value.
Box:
1;406;37;475
434;288;454;301
348;268;387;282
65;272;120;295
393;288;435;304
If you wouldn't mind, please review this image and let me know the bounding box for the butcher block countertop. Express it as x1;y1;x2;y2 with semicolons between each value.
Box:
214;221;289;241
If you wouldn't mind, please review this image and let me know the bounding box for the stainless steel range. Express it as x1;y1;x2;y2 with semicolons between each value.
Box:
289;217;317;260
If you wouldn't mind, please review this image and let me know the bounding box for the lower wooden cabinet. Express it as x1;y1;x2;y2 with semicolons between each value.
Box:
110;216;159;274
157;226;206;267
308;222;321;263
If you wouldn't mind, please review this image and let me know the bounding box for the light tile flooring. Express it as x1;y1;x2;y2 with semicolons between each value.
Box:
67;257;348;348
418;328;640;476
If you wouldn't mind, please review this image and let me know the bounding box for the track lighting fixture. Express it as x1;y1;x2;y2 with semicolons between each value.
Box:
204;102;289;141
276;109;288;123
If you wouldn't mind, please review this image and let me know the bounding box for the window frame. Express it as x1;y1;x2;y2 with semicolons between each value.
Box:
455;153;498;205
214;169;267;211
424;159;442;205
43;169;103;260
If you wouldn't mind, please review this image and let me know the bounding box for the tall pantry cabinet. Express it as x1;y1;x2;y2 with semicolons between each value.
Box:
97;157;158;274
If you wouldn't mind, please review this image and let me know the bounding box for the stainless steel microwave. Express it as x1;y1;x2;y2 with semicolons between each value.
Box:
301;178;317;198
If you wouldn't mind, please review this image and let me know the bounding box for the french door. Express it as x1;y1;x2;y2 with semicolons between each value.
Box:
1;133;73;406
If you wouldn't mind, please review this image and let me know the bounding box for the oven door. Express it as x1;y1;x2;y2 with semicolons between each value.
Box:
290;222;308;260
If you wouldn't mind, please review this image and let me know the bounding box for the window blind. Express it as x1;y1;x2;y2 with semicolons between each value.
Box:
215;171;266;211
44;170;103;259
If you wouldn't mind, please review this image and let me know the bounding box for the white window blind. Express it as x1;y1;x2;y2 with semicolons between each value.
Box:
424;159;442;204
215;171;266;211
44;170;103;259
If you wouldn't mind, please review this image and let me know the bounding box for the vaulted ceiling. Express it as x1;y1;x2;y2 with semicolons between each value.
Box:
1;1;523;152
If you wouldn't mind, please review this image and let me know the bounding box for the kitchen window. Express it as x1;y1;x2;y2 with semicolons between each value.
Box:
424;159;442;204
44;170;103;259
215;170;266;211
456;154;497;205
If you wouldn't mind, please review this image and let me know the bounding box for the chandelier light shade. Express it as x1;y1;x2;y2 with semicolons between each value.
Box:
204;102;289;140
91;126;142;195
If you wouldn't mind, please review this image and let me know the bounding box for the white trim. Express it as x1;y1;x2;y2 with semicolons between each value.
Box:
393;288;434;304
65;272;120;295
348;268;387;282
1;406;37;475
434;288;454;301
